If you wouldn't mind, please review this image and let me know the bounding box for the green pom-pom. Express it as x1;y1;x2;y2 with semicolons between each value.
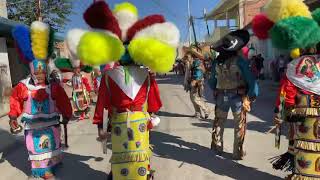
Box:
82;66;93;73
78;32;125;66
54;57;93;72
270;16;320;50
128;37;176;73
55;58;73;71
312;8;320;25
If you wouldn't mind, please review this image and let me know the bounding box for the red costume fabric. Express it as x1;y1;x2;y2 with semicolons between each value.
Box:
81;76;92;92
275;75;313;109
252;13;274;40
93;74;162;125
9;82;72;119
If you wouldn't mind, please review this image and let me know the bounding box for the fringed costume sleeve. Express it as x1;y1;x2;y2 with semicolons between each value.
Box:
208;60;217;90
237;57;259;97
184;62;191;85
147;76;162;113
93;75;110;126
8;83;28;119
51;82;72;120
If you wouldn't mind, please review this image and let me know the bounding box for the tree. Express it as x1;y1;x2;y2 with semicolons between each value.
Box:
7;0;73;32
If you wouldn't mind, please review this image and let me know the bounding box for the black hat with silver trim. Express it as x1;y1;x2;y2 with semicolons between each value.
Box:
211;30;250;52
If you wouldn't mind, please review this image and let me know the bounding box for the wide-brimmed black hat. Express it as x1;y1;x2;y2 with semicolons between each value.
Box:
211;30;250;52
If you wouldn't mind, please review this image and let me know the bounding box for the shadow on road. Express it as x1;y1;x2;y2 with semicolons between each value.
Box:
156;74;276;133
158;111;194;118
192;118;273;133
151;131;281;180
55;153;107;180
0;129;107;180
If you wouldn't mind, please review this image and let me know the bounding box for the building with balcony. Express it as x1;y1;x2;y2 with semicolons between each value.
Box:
205;0;320;79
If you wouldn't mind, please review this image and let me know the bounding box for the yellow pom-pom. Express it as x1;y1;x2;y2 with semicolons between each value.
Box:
290;48;300;59
266;0;312;22
77;32;125;66
114;2;138;16
31;21;50;60
128;38;176;73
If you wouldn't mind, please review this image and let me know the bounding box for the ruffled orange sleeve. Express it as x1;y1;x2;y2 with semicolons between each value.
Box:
82;77;92;92
275;75;297;112
93;74;110;126
8;83;28;119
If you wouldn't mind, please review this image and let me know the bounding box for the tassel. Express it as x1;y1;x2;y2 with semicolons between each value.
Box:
31;167;55;178
290;108;320;116
110;149;152;164
296;140;320;151
291;174;320;180
269;152;294;172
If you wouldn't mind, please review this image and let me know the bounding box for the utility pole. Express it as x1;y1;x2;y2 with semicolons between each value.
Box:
187;0;192;45
203;8;210;36
190;16;198;47
0;0;12;117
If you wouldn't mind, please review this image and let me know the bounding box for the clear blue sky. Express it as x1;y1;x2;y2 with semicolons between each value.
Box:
64;0;221;43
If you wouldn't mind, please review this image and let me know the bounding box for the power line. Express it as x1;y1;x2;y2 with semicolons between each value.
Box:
183;20;190;44
150;0;184;22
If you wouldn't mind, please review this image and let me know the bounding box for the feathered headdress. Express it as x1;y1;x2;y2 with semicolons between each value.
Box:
67;1;180;73
252;0;320;58
12;21;54;73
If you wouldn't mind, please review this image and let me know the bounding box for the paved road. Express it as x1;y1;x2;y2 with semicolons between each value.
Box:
0;74;287;180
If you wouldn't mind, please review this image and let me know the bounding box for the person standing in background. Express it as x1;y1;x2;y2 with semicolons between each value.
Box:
184;50;211;119
92;67;102;94
71;66;92;121
209;30;259;160
277;54;286;80
256;54;265;80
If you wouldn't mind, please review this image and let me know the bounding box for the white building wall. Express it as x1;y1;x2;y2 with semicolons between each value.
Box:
0;0;11;117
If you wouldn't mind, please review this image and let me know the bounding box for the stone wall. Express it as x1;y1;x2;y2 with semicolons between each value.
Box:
0;1;7;18
0;38;11;117
243;0;269;27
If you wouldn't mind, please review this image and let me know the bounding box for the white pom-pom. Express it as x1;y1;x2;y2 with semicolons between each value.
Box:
31;21;49;31
66;29;87;58
114;11;138;41
71;59;80;68
133;22;180;47
151;116;161;127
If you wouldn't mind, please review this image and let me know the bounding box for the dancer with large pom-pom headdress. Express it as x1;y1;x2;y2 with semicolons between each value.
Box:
8;20;72;179
251;0;320;179
66;1;179;179
54;32;94;121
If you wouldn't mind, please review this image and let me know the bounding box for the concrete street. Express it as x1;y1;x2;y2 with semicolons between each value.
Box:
0;74;288;180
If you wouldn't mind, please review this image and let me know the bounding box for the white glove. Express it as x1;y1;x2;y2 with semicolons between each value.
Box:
150;116;161;127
